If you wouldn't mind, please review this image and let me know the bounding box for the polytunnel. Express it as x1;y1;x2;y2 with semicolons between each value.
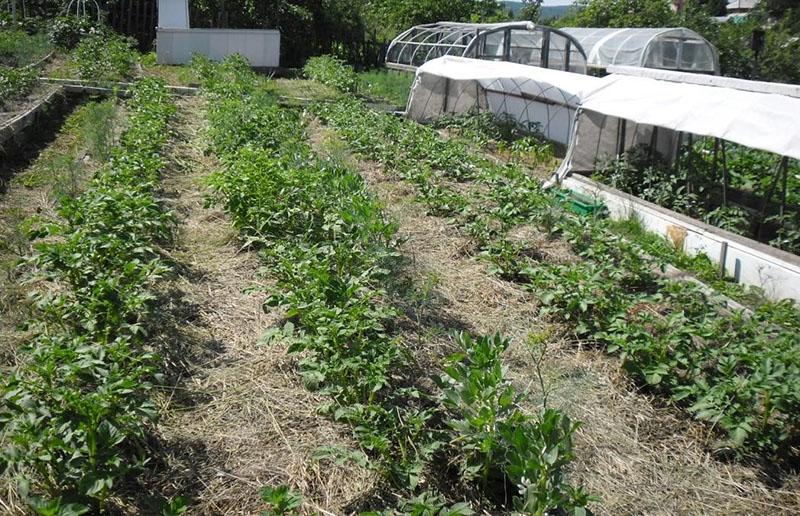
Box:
386;22;588;74
406;56;600;145
560;27;719;74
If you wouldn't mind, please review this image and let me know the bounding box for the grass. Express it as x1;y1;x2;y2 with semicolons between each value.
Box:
358;69;414;108
140;52;198;86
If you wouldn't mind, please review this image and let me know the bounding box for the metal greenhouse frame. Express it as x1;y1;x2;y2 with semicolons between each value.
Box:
560;27;720;74
386;21;588;74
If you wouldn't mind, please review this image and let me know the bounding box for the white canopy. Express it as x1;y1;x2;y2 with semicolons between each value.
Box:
580;74;800;161
406;56;601;144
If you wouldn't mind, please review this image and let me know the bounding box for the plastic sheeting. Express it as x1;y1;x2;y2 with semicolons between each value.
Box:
386;22;588;74
405;56;601;144
581;74;800;161
561;27;719;74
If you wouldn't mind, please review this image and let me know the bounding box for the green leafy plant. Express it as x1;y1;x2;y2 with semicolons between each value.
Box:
303;55;358;94
0;64;37;107
72;33;137;81
260;485;302;515
0;78;175;512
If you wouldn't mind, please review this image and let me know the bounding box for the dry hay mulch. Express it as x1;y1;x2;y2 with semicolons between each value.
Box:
139;97;376;515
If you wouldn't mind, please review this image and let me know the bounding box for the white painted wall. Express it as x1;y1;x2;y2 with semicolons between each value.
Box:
156;28;280;67
563;174;800;303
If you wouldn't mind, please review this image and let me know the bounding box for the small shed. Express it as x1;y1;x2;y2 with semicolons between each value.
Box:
156;0;280;67
560;27;719;74
386;22;588;74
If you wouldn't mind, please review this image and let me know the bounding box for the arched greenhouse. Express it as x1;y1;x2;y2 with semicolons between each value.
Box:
560;27;720;74
386;22;588;74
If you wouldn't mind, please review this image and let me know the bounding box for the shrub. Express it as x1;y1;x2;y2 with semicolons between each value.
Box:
49;16;104;50
73;33;137;81
0;65;38;107
303;55;358;93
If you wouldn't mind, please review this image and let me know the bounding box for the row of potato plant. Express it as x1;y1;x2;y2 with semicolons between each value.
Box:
194;55;591;514
312;96;800;459
0;64;38;107
0;78;176;514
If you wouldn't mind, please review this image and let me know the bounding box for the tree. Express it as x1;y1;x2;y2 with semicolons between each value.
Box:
562;0;675;28
519;0;543;22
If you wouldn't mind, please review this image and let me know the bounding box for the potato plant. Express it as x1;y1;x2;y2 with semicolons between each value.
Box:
72;33;137;82
0;64;37;107
312;94;800;459
196;56;590;513
0;78;175;513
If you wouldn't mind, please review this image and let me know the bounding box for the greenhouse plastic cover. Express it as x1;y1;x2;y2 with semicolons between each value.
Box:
579;74;800;161
406;56;601;143
561;27;718;73
408;56;600;111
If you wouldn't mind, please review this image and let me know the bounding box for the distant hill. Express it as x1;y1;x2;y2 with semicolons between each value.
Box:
500;2;576;20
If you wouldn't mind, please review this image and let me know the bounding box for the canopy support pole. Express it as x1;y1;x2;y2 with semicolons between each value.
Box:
649;126;659;161
757;156;786;239
721;140;729;207
672;131;682;175
686;133;694;195
616;119;627;158
779;157;789;217
712;138;720;181
443;78;450;113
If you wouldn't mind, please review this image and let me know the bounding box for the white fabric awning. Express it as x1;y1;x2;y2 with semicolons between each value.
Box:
414;56;601;108
580;74;800;161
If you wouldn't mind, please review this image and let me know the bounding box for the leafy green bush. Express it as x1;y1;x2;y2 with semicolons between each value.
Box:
0;64;38;106
49;16;104;50
73;33;137;81
437;333;591;513
0;29;52;67
303;55;357;94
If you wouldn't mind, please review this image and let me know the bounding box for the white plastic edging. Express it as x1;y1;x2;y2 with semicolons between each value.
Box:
562;174;800;303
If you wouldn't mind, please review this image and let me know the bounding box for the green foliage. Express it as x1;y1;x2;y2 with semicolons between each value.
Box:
314;93;800;459
369;0;505;33
49;16;104;50
0;29;51;66
0;78;175;513
72;33;137;81
561;0;674;28
260;485;302;515
303;54;358;93
594;143;800;254
0;64;37;107
358;69;415;107
437;333;591;513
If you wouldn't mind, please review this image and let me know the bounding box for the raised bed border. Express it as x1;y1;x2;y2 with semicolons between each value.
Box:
562;173;800;303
